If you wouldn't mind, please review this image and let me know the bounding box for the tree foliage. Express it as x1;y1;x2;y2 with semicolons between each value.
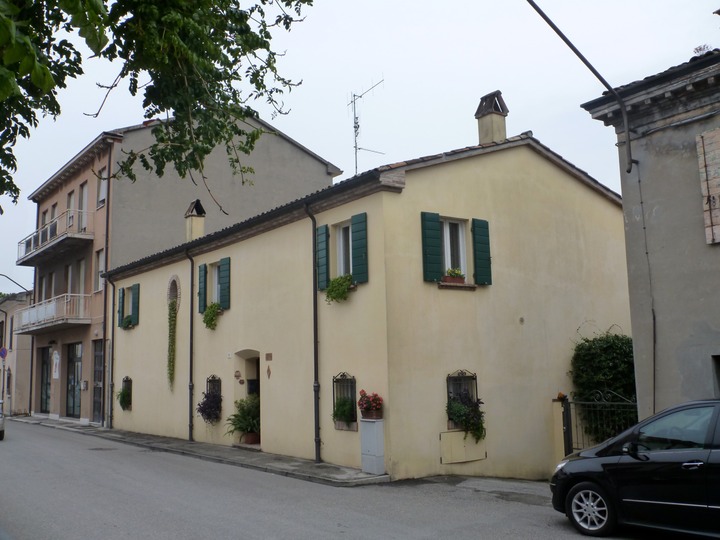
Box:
0;0;312;213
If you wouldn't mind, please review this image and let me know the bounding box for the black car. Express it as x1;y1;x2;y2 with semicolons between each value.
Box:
550;400;720;537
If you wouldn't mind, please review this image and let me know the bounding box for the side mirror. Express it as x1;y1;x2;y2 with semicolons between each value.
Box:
623;441;649;461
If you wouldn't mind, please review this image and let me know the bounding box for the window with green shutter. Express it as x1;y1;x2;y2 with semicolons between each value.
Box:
218;257;231;310
117;288;125;327
350;213;368;283
421;212;443;282
118;284;140;327
316;225;329;290
472;219;492;285
198;263;207;313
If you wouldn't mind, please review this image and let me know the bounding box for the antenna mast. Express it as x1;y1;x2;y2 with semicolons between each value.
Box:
349;79;384;175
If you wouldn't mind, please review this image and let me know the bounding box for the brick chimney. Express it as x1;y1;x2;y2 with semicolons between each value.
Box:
475;90;508;145
184;199;206;242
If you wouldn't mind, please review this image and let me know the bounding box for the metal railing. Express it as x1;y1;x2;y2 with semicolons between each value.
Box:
17;209;93;261
15;294;92;332
562;390;638;454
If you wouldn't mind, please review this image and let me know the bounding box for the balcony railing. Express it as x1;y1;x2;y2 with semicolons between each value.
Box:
15;294;92;334
17;209;94;264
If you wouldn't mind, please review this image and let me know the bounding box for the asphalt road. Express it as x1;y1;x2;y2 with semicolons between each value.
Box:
0;422;699;540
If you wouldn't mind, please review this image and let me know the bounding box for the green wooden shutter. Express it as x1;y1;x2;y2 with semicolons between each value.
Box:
117;287;124;327
472;218;492;285
316;225;329;290
218;257;231;310
421;212;443;282
130;283;140;325
198;263;207;313
351;213;368;283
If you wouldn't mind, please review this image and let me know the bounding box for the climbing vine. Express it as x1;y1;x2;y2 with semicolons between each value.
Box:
167;299;177;387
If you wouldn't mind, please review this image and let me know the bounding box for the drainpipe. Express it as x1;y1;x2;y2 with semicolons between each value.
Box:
185;250;195;441
304;204;321;463
106;277;116;428
101;138;114;426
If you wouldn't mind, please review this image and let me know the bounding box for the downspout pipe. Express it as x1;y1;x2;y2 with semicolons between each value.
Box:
304;203;321;463
525;0;636;172
185;250;195;442
106;277;116;429
101;138;113;426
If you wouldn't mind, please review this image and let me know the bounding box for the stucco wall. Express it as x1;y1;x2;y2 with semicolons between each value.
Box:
382;145;630;480
618;120;720;418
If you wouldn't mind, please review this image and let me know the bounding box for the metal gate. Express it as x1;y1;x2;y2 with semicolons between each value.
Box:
561;390;637;455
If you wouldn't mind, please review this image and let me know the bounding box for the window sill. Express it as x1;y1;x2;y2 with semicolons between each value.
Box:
438;282;477;291
334;421;358;432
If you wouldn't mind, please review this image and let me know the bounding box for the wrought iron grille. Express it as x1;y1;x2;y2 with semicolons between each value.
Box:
332;372;357;423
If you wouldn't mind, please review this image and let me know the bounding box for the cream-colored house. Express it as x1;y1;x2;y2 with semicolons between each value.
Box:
107;93;630;480
0;291;33;416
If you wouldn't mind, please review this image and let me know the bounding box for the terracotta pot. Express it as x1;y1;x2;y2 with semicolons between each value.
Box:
441;275;465;284
360;409;383;420
242;432;260;444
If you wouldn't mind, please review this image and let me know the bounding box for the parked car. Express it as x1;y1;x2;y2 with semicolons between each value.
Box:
550;399;720;537
0;399;4;440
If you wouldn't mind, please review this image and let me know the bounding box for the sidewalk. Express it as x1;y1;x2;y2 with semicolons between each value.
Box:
9;415;390;487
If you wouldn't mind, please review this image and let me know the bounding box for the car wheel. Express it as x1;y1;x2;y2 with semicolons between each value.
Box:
565;481;615;537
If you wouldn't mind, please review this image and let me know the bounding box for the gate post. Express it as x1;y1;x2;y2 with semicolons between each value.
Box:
561;397;573;456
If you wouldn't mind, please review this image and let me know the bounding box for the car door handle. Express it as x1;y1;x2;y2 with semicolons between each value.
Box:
681;461;705;470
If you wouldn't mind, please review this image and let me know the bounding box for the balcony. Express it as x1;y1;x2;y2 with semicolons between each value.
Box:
17;209;94;266
15;294;92;335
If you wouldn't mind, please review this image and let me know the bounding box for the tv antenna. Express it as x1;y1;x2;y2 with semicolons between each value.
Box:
349;79;384;175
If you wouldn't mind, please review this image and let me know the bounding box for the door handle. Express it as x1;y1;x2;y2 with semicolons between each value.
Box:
681;461;705;470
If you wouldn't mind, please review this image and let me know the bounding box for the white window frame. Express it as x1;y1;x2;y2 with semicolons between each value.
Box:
94;249;105;292
336;221;352;276
209;262;221;303
441;218;467;276
97;167;108;207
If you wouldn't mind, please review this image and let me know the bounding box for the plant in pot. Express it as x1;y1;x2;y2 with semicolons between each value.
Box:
324;274;354;304
196;389;223;424
357;389;383;419
203;302;222;330
116;386;132;411
332;396;356;427
121;315;134;329
446;392;486;442
226;393;261;444
442;268;465;284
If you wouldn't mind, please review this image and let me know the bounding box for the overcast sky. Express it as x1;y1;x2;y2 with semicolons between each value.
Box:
0;0;717;293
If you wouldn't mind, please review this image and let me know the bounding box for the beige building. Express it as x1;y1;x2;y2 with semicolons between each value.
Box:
0;291;33;416
14;118;340;424
107;93;631;480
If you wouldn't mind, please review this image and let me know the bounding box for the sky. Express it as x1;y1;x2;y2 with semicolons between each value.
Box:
0;0;717;293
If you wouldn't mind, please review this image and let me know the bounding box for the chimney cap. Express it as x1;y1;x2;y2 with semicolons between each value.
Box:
475;90;509;119
185;199;206;218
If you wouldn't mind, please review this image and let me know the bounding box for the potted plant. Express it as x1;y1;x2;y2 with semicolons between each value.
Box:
196;389;223;424
203;301;223;330
116;386;131;411
442;268;465;284
357;389;383;419
324;274;354;304
332;396;356;426
121;315;134;329
446;392;486;442
226;393;261;444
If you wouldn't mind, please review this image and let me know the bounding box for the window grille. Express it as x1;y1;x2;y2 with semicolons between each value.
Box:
332;372;357;423
446;369;478;402
121;376;132;410
207;374;221;395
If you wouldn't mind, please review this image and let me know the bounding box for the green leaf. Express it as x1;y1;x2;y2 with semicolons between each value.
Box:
3;41;26;65
30;63;54;93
